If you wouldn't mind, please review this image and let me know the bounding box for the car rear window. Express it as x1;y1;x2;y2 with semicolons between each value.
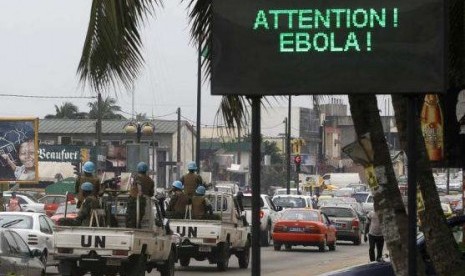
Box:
273;197;307;208
282;210;318;221
320;207;355;218
0;215;33;229
241;196;264;209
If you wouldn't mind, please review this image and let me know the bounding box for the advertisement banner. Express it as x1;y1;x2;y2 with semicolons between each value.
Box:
0;118;39;183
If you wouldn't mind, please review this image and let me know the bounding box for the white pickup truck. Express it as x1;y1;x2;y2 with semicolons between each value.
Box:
169;191;251;271
242;193;280;247
54;196;176;276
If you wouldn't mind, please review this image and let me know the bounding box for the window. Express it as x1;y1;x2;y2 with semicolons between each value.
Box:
60;136;72;145
39;216;53;234
3;230;21;255
10;231;31;256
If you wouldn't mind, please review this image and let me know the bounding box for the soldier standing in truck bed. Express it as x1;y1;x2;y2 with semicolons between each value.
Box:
180;162;204;198
75;161;101;208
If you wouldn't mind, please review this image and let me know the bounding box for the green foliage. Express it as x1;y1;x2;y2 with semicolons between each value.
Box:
88;97;125;119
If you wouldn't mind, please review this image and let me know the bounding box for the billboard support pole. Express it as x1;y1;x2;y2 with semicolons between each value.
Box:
407;95;417;276
250;96;261;276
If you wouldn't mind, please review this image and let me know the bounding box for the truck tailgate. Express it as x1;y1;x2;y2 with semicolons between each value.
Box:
170;220;222;242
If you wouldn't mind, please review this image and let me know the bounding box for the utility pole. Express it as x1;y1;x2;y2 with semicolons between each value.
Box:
287;96;292;194
237;126;241;164
96;92;102;172
196;34;202;171
177;107;181;180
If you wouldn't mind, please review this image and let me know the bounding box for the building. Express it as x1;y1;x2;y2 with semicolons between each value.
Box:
38;119;195;188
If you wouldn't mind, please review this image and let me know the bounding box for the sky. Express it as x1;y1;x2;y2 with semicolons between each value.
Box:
0;1;391;128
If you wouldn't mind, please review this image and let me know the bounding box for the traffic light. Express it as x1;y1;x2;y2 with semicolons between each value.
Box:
294;155;301;172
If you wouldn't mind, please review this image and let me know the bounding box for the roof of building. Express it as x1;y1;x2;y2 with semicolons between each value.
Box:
39;119;189;134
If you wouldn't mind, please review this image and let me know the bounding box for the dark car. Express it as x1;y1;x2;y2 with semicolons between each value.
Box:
0;228;45;275
320;215;465;275
320;206;362;245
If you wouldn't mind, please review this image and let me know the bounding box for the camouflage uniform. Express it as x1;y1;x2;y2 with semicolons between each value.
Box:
76;195;100;226
180;172;204;198
75;174;101;208
126;174;154;228
167;191;189;218
191;195;212;219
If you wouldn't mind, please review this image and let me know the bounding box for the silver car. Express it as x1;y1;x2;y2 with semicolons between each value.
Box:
3;192;45;213
0;228;45;275
320;206;362;245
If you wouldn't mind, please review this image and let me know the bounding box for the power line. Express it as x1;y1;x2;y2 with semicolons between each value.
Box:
0;93;96;99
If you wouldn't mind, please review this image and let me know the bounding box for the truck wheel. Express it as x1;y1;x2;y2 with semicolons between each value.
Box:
237;240;250;269
319;238;327;252
273;243;281;251
159;248;175;276
260;225;271;247
179;257;190;267
216;242;230;271
58;261;86;276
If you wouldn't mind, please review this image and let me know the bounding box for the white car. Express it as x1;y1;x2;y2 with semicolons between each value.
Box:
272;194;314;210
3;192;45;213
0;212;55;267
242;193;280;247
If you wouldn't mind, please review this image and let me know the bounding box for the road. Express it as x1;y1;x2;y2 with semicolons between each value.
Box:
47;241;370;276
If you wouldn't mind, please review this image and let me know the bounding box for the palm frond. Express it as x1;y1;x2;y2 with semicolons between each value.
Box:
78;0;160;93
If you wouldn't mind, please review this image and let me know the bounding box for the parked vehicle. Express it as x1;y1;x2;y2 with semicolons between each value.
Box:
272;208;337;252
38;194;75;217
3;192;45;213
0;228;45;275
242;193;280;246
50;204;78;225
352;192;371;204
0;212;55;266
320;206;362;245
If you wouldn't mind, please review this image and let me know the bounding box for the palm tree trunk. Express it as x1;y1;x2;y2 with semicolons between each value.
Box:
392;95;465;275
348;94;410;275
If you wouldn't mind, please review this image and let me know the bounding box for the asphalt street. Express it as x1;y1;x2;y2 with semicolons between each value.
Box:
46;241;370;276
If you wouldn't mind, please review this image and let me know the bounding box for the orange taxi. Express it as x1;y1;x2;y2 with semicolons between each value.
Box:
272;208;337;252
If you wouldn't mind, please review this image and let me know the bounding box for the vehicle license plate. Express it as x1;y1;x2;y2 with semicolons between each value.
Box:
335;223;345;228
289;227;302;232
106;259;121;266
199;245;211;252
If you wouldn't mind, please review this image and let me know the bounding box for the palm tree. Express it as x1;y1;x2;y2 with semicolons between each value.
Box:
77;1;465;274
88;97;124;120
45;102;80;119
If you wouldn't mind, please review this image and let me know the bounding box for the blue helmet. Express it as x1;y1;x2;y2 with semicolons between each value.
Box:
195;186;206;195
81;182;94;192
137;162;148;173
82;161;95;173
187;162;197;171
172;180;184;190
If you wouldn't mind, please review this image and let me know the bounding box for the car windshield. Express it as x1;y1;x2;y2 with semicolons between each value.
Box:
352;193;369;203
281;210;319;221
320;207;355;218
273;197;306;208
0;215;33;229
55;205;77;214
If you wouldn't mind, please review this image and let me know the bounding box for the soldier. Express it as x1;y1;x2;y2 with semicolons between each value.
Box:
180;162;204;198
75;161;101;208
126;162;154;228
191;186;213;219
0;193;6;212
167;181;189;218
75;182;100;227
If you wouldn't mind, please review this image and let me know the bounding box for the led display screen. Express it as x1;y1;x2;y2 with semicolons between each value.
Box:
211;0;445;95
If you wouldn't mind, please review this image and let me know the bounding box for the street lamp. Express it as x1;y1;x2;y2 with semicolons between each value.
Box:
123;121;155;143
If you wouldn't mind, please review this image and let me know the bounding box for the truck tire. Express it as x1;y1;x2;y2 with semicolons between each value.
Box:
159;247;175;276
179;257;190;267
237;239;250;269
216;242;230;271
121;254;147;276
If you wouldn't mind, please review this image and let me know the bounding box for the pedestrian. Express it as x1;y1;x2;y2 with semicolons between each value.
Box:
364;210;385;262
8;192;22;212
167;180;189;218
191;186;213;219
126;162;154;228
75;182;101;226
180;162;204;198
75;161;101;208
